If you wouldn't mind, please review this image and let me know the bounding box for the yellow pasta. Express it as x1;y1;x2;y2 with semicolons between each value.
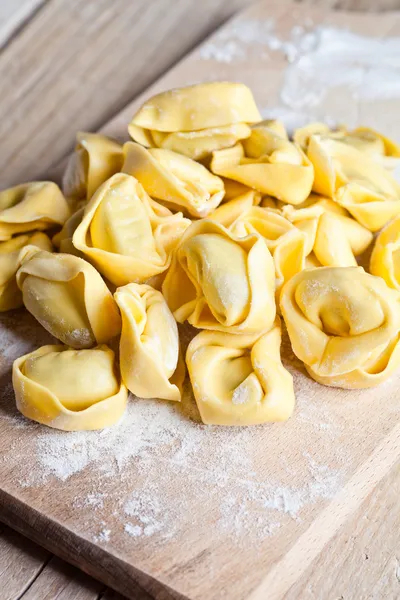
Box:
62;132;123;204
0;182;70;241
17;250;121;349
186;318;294;425
122;142;225;217
210;124;313;204
280;266;400;388
13;345;127;431
128;82;261;160
162;219;276;334
208;190;262;228
115;283;184;401
370;215;400;290
0;233;53;312
52;207;84;256
73;173;190;286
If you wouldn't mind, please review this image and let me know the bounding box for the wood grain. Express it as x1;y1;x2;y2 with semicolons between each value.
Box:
1;1;400;599
0;0;254;189
0;0;46;47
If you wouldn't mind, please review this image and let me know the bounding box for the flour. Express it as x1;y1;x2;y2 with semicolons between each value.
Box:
199;18;400;132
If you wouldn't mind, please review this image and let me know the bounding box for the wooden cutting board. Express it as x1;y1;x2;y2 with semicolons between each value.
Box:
1;2;400;599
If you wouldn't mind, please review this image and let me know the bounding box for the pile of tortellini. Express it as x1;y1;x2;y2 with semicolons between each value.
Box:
3;81;400;431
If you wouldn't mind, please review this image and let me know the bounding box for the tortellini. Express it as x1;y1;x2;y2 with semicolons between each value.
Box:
114;283;184;401
0;182;70;241
280;266;400;388
229;206;308;297
17;250;121;349
186;318;294;425
62;132;123;205
279;196;373;267
0;233;53;312
210;124;314;205
73;173;191;286
52;207;84;256
162;219;276;334
209;190;261;228
370;215;400;290
122;142;225;217
13;344;127;430
128;82;261;160
307;135;400;231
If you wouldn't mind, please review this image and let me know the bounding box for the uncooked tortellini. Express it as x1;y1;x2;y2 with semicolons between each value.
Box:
0;233;52;312
162;219;276;334
0;182;70;241
17;250;121;348
209;190;261;228
52;207;84;256
280;266;400;388
229;206;308;297
370;215;400;290
186;318;294;425
115;283;184;401
307;135;400;231
210;124;313;205
63;132;123;205
128;82;261;160
122;142;225;217
279;196;373;267
13;345;127;431
73;173;191;286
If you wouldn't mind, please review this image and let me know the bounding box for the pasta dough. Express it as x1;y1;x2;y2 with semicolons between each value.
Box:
229;206;308;297
0;182;70;241
63;132;123;204
17;250;121;348
370;215;400;290
186;318;294;425
209;190;262;228
210;124;313;204
307;135;400;231
13;344;127;430
279;196;373;267
128;82;261;160
122;142;225;217
280;266;400;388
52;207;85;256
73;173;191;286
114;283;184;401
0;233;52;312
162;219;276;333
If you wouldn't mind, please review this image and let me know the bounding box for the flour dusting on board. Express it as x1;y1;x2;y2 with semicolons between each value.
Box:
199;19;400;130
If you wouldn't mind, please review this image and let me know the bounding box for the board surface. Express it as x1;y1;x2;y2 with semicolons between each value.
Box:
1;2;400;599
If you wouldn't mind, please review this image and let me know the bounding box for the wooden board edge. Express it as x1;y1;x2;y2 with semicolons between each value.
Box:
0;488;187;600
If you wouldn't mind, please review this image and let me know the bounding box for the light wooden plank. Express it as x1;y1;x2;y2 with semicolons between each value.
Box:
0;0;254;189
285;463;400;599
0;523;50;600
0;0;46;47
21;556;104;600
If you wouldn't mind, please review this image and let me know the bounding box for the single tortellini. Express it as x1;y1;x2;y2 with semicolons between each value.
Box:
186;318;294;425
370;215;400;290
13;344;127;431
162;219;276;334
210;124;314;205
307;135;400;231
0;182;70;241
73;173;191;286
114;283;185;402
209;190;262;228
0;233;52;312
122;142;225;218
128;82;261;160
17;250;121;349
62;132;123;205
279;196;373;267
52;207;84;256
280;266;400;388
229;206;308;297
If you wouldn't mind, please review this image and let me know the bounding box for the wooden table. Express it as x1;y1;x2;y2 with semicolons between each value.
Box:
1;1;400;598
